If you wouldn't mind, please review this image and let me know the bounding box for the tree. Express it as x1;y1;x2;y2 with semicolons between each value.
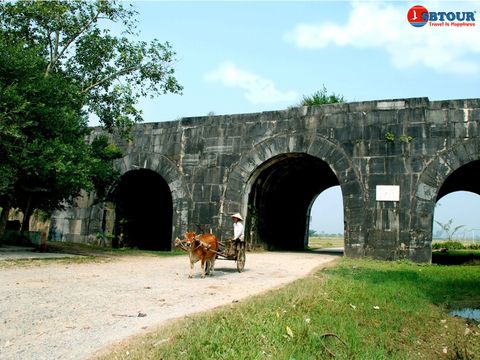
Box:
89;135;124;201
0;1;178;236
434;219;465;241
0;37;122;235
298;85;345;106
0;0;182;135
0;38;78;237
308;229;319;237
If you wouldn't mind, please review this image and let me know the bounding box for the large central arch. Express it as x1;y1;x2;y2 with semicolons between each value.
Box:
247;153;340;250
223;132;366;255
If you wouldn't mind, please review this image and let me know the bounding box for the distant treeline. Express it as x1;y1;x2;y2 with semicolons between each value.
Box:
309;230;344;237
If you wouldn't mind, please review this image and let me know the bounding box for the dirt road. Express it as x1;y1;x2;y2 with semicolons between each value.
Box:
0;252;337;360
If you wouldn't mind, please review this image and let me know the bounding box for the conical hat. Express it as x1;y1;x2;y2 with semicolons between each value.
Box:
231;213;244;221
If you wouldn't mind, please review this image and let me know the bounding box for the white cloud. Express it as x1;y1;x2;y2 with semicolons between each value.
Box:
284;1;480;75
204;62;298;104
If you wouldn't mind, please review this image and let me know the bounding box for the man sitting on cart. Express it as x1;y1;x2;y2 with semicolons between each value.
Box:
228;213;244;256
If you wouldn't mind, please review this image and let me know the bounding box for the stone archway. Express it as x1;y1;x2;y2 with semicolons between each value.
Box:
223;133;366;255
437;160;480;201
114;152;190;249
247;153;340;250
114;169;172;250
413;139;480;262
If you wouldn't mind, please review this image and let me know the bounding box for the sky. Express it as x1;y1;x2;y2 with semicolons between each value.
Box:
107;0;480;235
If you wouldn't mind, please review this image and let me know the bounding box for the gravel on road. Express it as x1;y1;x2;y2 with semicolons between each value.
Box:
0;252;338;360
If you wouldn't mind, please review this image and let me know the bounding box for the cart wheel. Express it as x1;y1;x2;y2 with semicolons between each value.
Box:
236;244;246;272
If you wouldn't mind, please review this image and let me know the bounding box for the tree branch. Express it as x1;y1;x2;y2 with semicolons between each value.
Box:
47;29;54;68
45;10;100;76
80;65;142;94
45;30;60;75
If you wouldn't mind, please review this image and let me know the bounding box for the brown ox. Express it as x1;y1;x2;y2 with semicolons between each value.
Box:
174;231;219;278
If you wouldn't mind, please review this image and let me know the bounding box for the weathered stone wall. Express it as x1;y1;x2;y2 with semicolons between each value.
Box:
51;97;480;262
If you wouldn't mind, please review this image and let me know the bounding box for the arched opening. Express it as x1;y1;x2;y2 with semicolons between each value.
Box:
308;186;344;249
434;191;480;241
246;153;340;250
434;160;480;243
437;160;480;201
113;169;172;250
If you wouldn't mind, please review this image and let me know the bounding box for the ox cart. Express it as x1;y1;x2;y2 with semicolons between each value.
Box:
174;232;246;275
215;238;246;273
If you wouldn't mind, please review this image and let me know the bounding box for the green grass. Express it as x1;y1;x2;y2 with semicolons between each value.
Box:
431;240;480;265
95;258;480;360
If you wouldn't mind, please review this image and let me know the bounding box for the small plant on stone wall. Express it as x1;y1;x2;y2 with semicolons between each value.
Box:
399;135;414;143
33;209;51;222
384;132;395;142
95;232;114;247
292;85;345;108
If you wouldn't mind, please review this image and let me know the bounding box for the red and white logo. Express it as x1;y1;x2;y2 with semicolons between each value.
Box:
407;5;429;27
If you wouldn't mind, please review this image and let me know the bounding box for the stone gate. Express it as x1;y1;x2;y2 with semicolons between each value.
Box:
50;97;480;262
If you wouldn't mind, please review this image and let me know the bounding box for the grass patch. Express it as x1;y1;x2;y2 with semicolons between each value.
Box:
0;241;185;268
432;241;480;265
95;258;480;360
45;241;185;257
308;236;344;249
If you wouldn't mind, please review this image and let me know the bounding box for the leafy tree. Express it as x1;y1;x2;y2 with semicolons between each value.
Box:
0;37;122;235
89;135;124;201
1;0;178;236
0;38;77;236
298;85;345;106
0;0;182;135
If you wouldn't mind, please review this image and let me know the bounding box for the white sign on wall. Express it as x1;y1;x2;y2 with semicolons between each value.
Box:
376;185;400;202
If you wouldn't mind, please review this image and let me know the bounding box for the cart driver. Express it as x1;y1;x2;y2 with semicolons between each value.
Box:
230;213;244;255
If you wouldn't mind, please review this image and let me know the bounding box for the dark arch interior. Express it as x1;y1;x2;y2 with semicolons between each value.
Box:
247;153;340;250
113;169;172;251
437;160;480;201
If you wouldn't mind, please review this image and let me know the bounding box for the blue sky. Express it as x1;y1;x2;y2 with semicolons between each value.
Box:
115;0;480;235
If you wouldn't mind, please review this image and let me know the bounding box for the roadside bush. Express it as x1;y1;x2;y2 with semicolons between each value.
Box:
468;243;480;250
432;241;465;250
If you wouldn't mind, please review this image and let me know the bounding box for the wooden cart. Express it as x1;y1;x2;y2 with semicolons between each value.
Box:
215;239;246;272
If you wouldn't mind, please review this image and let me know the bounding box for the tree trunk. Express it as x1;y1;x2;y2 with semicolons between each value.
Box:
0;202;11;244
20;193;32;234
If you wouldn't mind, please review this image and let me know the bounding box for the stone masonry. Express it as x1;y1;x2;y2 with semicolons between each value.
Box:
50;97;480;262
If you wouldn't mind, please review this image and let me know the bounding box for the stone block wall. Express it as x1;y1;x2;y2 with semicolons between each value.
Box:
50;97;480;262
